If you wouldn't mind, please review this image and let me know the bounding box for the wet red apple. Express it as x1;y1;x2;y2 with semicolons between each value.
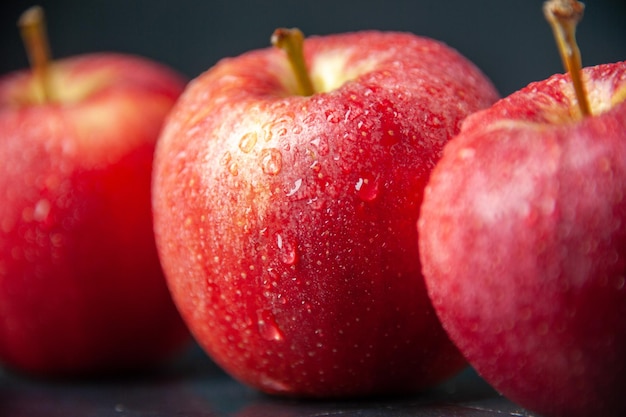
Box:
0;7;189;376
153;28;499;397
418;1;626;415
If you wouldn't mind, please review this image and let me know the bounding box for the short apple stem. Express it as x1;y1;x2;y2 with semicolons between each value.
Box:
543;0;592;118
271;28;315;96
18;6;53;103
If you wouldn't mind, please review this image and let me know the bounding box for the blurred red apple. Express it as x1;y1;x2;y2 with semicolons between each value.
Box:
418;1;626;415
0;7;189;376
153;28;499;397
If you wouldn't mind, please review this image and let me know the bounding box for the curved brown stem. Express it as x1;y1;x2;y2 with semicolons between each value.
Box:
543;0;591;117
18;6;53;103
271;28;315;96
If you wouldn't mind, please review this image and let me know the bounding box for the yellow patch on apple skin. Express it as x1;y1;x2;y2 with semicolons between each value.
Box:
524;72;626;125
527;77;581;125
611;83;626;107
463;67;626;136
310;50;380;93
585;75;621;116
68;93;174;165
4;64;115;107
49;65;115;104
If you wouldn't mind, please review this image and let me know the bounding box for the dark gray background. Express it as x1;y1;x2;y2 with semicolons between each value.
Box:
1;0;625;97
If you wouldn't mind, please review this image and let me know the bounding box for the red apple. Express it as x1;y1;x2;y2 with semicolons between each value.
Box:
418;2;626;415
152;28;499;397
0;7;189;376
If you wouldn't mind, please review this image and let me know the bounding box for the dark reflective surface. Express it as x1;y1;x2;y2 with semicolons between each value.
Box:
0;344;536;417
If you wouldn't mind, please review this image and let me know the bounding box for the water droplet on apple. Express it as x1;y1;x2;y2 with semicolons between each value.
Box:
277;294;287;305
260;148;282;175
276;233;283;249
309;160;321;173
259;375;291;393
325;111;339;123
309;136;329;156
285;178;303;197
33;199;51;222
257;309;284;341
355;175;379;202
262;129;273;142
381;129;399;146
239;132;258;153
426;114;443;128
607;250;620;265
50;232;63;248
228;162;239;176
276;233;297;265
263;118;289;140
281;247;297;265
220;151;232;166
307;197;325;211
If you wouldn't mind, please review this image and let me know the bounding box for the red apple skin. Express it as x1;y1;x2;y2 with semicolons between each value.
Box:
153;31;499;397
0;53;190;376
418;62;626;416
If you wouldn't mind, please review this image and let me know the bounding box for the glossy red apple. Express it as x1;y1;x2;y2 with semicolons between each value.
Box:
418;1;626;415
153;28;499;397
0;7;189;376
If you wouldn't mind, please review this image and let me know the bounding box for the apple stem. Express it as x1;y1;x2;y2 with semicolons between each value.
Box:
271;28;315;96
18;6;53;103
543;0;592;118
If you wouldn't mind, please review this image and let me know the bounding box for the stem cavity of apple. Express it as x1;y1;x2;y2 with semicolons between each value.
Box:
18;6;54;103
271;28;315;97
543;0;592;118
